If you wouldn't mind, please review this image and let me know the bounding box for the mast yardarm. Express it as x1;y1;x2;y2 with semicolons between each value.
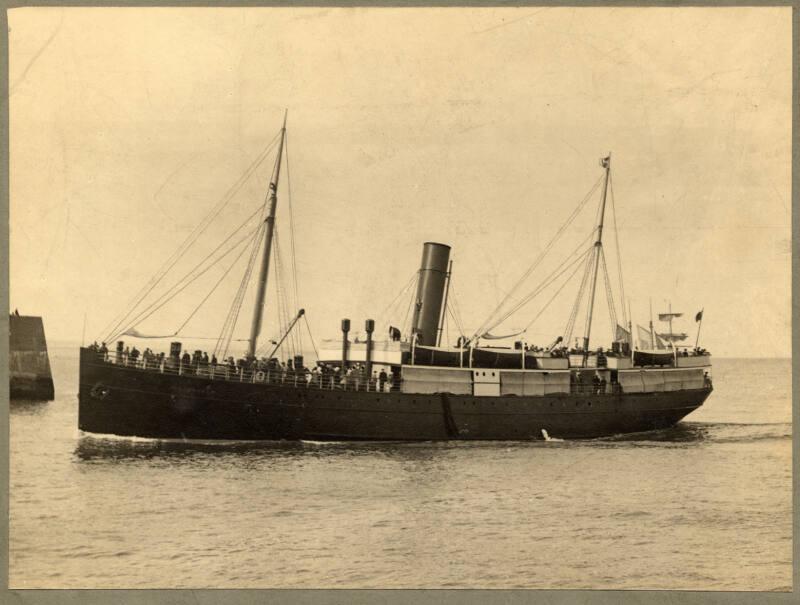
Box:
248;113;287;358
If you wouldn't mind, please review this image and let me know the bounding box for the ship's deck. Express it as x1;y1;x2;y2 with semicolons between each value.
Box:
81;349;713;397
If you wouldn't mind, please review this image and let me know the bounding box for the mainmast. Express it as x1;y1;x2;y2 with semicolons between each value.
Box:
247;112;288;359
582;154;611;353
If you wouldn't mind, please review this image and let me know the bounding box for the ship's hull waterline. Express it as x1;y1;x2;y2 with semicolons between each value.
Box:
78;349;712;441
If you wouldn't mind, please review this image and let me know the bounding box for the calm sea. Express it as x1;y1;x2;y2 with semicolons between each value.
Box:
9;348;792;590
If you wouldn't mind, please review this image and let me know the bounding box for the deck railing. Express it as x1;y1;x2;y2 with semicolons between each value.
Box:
87;351;402;392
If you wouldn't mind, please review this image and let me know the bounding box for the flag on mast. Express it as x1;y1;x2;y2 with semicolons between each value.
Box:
695;309;704;322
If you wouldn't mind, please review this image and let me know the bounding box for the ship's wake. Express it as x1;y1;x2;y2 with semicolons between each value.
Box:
73;421;790;461
596;421;791;446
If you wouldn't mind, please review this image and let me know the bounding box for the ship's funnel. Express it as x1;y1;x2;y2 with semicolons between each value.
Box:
410;242;451;346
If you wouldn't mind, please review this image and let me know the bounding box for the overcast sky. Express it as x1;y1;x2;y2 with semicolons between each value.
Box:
9;7;791;357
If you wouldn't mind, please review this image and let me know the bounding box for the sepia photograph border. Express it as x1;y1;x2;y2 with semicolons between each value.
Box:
0;1;796;604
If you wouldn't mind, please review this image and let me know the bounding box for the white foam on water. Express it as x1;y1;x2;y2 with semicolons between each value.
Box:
541;428;563;442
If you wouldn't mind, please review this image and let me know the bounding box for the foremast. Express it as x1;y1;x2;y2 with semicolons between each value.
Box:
247;112;287;359
582;154;611;353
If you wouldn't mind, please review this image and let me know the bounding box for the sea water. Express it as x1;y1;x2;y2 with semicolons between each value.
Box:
9;348;792;589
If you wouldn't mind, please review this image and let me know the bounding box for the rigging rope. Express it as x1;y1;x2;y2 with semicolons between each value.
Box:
401;273;419;337
484;246;593;340
600;247;618;339
172;233;257;336
563;246;595;346
447;306;463;342
266;228;288;359
481;231;597;334
472;174;604;340
449;284;467;340
100;131;283;343
215;219;266;359
285;133;301;321
303;314;319;361
110;221;263;343
522;247;590;335
581;247;599;346
378;271;419;334
110;205;266;341
277;231;295;359
608;170;628;327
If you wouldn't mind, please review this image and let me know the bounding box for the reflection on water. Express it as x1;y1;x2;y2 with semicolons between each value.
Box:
10;399;52;415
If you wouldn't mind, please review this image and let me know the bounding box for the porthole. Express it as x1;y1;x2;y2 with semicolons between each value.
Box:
90;383;110;400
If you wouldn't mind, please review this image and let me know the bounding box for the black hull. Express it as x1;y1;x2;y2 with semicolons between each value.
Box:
78;349;712;441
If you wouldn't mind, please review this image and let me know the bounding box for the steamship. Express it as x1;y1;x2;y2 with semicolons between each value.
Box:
78;118;712;440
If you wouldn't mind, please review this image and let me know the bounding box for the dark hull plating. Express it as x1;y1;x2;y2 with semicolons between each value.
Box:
78;349;712;441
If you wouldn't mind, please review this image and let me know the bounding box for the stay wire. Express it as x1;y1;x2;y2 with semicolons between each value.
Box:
581;247;599;344
100;131;283;343
512;246;594;336
472;174;604;340
483;230;597;333
379;271;419;332
285;132;301;320
303;314;319;361
173;230;257;336
600;248;618;339
401;273;419;337
523;248;590;334
225;224;264;358
111;206;265;341
609;171;628;327
215;223;262;358
218;219;266;359
110;222;263;342
564;247;595;345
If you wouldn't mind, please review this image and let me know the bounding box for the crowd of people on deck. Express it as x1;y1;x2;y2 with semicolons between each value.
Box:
87;341;401;392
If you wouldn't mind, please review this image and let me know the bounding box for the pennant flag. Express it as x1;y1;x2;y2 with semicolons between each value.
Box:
695;309;704;322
